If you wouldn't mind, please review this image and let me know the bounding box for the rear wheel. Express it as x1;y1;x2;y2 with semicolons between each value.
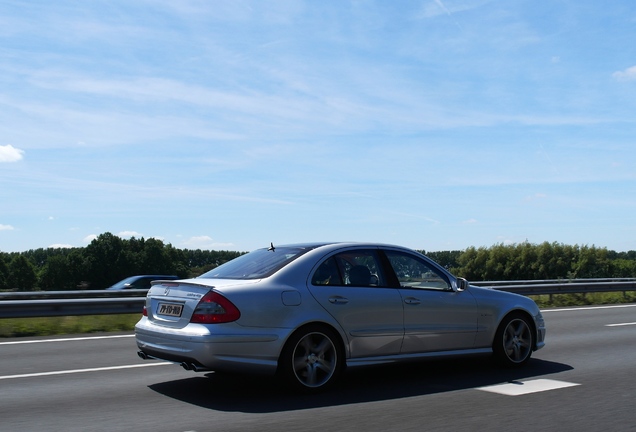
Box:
493;313;534;367
279;325;343;392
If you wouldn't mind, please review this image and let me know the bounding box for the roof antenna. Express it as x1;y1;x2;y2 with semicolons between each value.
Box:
268;242;276;252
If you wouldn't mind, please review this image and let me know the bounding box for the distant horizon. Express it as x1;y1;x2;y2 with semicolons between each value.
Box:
3;232;634;255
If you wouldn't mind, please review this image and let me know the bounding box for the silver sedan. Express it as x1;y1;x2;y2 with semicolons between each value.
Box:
135;242;546;392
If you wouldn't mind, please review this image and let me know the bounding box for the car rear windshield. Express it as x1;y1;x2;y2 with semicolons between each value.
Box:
198;246;312;279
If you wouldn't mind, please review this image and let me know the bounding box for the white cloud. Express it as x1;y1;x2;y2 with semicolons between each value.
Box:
83;234;98;243
0;145;24;162
612;66;636;81
0;224;15;231
48;243;74;249
495;236;515;246
117;231;143;238
181;235;234;250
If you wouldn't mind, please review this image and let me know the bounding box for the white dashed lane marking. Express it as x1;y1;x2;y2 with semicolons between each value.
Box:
0;362;170;381
476;379;580;396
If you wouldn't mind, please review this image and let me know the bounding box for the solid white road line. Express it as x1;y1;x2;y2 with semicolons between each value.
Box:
0;362;171;381
0;334;135;346
606;322;636;327
542;304;636;313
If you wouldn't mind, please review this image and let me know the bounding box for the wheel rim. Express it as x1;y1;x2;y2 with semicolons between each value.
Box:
291;332;337;388
502;318;532;363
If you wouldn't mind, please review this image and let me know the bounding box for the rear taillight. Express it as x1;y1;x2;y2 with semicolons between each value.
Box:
190;291;240;324
142;305;147;316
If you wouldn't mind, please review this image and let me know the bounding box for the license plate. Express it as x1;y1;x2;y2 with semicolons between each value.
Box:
157;302;183;317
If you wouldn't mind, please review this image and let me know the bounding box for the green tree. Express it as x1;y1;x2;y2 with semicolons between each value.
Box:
610;259;636;277
421;250;462;271
38;254;77;291
456;246;489;280
84;233;132;288
7;254;38;291
573;245;611;278
139;238;175;274
0;253;9;290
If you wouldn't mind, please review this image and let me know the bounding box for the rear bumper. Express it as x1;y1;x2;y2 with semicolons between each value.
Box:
134;318;286;374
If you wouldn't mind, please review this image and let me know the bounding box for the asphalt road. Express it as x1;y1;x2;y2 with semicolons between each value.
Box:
1;304;635;432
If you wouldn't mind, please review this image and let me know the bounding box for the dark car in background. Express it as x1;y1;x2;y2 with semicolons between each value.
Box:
106;275;179;290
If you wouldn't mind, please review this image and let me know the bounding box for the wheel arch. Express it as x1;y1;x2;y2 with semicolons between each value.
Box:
495;308;538;351
277;321;348;369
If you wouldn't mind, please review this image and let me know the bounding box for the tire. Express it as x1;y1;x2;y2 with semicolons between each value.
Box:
493;313;534;367
279;325;344;392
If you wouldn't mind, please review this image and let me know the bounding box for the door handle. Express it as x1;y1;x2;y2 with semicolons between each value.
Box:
404;297;421;305
328;296;349;304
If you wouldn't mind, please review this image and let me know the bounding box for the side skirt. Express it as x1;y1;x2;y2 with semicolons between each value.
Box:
346;348;493;368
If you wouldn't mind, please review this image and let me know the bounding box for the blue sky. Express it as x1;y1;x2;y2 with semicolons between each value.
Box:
1;0;635;253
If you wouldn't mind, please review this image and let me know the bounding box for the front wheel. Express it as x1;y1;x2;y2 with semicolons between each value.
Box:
493;313;534;367
278;325;343;392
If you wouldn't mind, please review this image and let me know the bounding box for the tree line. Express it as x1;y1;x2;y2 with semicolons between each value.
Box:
423;242;636;281
1;234;635;291
0;233;242;291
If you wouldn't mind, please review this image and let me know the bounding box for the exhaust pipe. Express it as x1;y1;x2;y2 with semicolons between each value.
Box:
137;350;149;360
180;362;212;372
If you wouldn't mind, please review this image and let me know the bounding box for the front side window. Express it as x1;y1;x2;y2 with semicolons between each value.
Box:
384;250;451;290
312;250;386;287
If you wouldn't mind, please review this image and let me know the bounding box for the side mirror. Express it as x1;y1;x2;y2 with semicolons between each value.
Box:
456;277;469;291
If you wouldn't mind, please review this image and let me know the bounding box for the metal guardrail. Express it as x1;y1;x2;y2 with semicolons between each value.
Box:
0;290;149;319
1;280;635;319
472;280;636;296
0;298;146;318
472;278;636;287
0;289;149;300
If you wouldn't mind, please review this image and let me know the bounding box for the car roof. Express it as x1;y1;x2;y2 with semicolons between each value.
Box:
266;242;409;250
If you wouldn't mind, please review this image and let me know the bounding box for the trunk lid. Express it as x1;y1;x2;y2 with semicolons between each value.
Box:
145;279;255;328
145;281;212;329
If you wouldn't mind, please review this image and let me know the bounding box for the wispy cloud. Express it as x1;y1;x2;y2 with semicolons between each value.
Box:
180;235;234;250
612;66;636;81
0;224;15;231
523;193;548;203
416;0;491;19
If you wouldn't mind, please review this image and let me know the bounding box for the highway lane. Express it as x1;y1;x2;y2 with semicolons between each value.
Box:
0;305;635;432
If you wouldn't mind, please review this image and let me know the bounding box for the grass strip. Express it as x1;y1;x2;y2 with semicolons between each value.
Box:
0;314;141;338
531;291;636;308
